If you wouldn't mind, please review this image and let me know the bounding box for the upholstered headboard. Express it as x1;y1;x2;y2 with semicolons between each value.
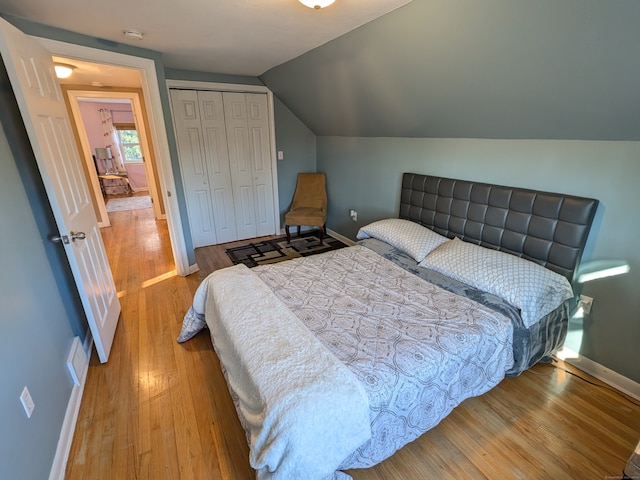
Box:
399;173;599;282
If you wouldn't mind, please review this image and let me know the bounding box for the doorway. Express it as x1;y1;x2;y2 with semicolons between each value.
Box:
63;87;164;226
39;37;191;276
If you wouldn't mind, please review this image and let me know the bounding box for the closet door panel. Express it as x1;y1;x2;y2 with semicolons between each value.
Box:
173;88;278;246
170;89;217;248
237;185;255;228
198;91;237;244
223;92;256;241
212;188;233;232
246;93;276;237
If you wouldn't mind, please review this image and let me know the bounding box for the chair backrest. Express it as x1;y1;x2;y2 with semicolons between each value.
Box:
290;173;327;211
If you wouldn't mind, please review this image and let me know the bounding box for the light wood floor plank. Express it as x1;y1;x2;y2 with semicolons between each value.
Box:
64;205;640;479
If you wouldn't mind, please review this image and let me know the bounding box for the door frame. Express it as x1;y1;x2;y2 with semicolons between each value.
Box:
166;80;281;235
37;38;192;275
65;90;163;225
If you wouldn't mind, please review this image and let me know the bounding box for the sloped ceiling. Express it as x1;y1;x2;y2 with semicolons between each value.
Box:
260;0;640;140
0;0;412;76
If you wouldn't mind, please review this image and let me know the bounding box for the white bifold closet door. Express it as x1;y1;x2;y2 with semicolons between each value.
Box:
170;89;276;247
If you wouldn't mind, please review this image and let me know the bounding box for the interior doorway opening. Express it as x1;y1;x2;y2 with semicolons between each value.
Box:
39;38;191;276
52;57;176;284
63;87;165;227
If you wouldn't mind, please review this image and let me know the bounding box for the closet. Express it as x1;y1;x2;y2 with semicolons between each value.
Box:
170;89;277;247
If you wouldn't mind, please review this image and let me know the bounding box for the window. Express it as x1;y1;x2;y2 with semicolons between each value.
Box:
115;123;143;163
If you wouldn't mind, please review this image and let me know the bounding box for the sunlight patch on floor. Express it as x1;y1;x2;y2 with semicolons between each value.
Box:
141;269;177;289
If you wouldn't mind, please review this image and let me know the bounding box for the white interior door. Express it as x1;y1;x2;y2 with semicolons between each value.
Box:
0;18;120;362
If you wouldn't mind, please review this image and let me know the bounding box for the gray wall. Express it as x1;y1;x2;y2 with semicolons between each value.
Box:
318;136;640;383
0;75;78;479
273;97;317;227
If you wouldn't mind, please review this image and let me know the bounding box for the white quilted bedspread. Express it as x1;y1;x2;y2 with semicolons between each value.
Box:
200;264;371;480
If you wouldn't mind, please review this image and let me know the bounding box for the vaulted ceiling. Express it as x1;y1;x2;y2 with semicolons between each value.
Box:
0;0;412;76
2;0;639;140
260;0;640;140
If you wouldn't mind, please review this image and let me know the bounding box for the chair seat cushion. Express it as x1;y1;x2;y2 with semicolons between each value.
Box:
285;207;326;226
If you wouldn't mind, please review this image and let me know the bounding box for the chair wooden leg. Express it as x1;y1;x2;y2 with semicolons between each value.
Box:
285;225;291;243
296;226;301;237
318;226;324;245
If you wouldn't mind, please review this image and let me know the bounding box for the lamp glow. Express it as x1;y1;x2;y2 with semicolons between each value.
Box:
54;63;75;79
299;0;335;9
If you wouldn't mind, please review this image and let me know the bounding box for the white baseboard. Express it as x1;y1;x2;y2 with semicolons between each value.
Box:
555;347;640;401
326;228;356;246
131;186;149;193
48;334;93;480
188;263;200;274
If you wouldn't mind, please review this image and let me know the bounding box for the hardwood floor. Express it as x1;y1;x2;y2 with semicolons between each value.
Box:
65;208;640;479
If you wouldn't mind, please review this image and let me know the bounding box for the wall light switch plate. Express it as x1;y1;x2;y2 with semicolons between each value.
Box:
20;386;35;418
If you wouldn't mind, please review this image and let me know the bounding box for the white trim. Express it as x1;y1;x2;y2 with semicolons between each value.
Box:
555;347;640;401
166;79;270;94
266;90;281;234
326;228;356;246
65;90;163;223
166;79;281;236
64;91;111;227
48;334;93;480
36;38;191;276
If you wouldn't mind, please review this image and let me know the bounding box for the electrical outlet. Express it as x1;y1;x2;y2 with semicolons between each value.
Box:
579;295;594;315
20;386;35;418
349;209;358;221
277;150;284;160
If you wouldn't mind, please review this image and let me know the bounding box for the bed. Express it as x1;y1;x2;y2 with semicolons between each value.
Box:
178;173;598;480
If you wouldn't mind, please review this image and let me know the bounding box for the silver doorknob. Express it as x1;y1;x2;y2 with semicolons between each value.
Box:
70;231;86;242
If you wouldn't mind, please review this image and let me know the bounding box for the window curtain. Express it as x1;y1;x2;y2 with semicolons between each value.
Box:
98;108;125;173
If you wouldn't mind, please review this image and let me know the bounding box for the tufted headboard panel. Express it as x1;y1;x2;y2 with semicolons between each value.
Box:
399;173;599;282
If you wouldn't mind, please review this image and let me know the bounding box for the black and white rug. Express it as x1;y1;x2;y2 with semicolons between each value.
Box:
225;231;348;268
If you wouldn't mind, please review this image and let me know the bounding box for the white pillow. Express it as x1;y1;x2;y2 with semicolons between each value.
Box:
419;237;574;328
356;218;449;262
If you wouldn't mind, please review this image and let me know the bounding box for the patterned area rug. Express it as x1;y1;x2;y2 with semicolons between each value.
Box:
226;231;348;268
106;195;152;212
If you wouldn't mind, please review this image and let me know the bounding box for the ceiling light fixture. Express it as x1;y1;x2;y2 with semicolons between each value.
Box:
123;29;144;40
54;62;75;79
299;0;335;9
